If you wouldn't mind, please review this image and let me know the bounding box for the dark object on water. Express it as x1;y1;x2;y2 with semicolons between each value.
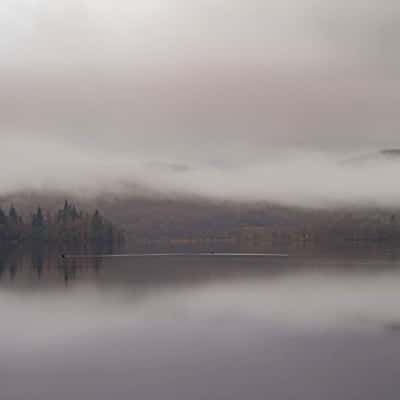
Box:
61;254;66;259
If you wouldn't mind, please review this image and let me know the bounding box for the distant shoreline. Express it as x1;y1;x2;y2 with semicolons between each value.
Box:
64;252;290;259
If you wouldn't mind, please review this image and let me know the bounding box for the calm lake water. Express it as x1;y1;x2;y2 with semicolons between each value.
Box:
2;247;400;399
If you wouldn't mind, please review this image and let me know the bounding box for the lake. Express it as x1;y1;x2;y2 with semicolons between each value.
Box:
1;247;400;399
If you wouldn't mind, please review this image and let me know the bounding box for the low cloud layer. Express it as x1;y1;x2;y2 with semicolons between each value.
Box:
2;137;400;209
1;1;400;207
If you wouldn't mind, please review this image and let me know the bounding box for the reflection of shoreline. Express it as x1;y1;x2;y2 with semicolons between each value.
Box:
65;252;290;258
0;244;105;286
2;241;400;289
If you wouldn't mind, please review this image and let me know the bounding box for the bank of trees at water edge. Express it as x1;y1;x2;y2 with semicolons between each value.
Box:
0;201;124;246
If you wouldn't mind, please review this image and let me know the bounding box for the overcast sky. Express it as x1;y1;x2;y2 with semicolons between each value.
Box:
1;0;400;206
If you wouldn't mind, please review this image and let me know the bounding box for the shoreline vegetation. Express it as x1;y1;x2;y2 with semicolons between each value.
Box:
125;212;400;254
2;196;400;255
0;201;124;250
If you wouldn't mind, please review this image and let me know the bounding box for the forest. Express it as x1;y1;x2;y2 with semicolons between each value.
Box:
3;193;400;253
0;201;124;248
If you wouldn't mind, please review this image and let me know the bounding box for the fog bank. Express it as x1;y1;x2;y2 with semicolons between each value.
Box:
1;138;400;208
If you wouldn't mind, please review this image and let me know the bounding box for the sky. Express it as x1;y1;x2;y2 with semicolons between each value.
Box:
1;0;400;207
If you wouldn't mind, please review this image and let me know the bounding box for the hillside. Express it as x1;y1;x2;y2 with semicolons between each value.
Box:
2;190;400;253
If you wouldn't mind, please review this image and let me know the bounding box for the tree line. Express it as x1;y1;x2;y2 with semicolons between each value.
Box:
0;201;124;247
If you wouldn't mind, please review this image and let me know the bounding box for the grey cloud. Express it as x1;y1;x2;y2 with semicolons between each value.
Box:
315;0;400;72
1;1;400;206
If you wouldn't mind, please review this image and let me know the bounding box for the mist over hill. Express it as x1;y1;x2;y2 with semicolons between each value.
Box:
2;0;400;248
2;184;400;252
343;148;400;165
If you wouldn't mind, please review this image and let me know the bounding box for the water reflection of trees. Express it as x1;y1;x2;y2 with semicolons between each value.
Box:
0;249;20;282
31;245;44;280
0;255;6;280
0;243;110;285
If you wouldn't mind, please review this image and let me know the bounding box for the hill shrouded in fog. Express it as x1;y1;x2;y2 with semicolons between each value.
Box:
343;149;400;165
3;181;400;253
2;0;400;249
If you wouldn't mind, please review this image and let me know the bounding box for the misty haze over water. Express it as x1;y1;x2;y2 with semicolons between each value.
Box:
1;249;400;399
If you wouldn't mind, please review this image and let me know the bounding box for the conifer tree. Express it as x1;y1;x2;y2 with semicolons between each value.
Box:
91;210;104;240
0;208;7;225
32;207;44;228
9;205;18;225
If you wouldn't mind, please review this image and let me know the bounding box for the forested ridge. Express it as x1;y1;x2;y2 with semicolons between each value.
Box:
3;192;400;253
0;201;124;247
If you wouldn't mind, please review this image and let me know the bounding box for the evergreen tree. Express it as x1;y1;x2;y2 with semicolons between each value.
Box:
0;208;7;225
9;205;18;225
91;210;104;240
36;207;44;228
32;207;44;228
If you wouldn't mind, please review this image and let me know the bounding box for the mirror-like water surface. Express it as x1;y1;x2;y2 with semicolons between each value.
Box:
2;248;400;400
